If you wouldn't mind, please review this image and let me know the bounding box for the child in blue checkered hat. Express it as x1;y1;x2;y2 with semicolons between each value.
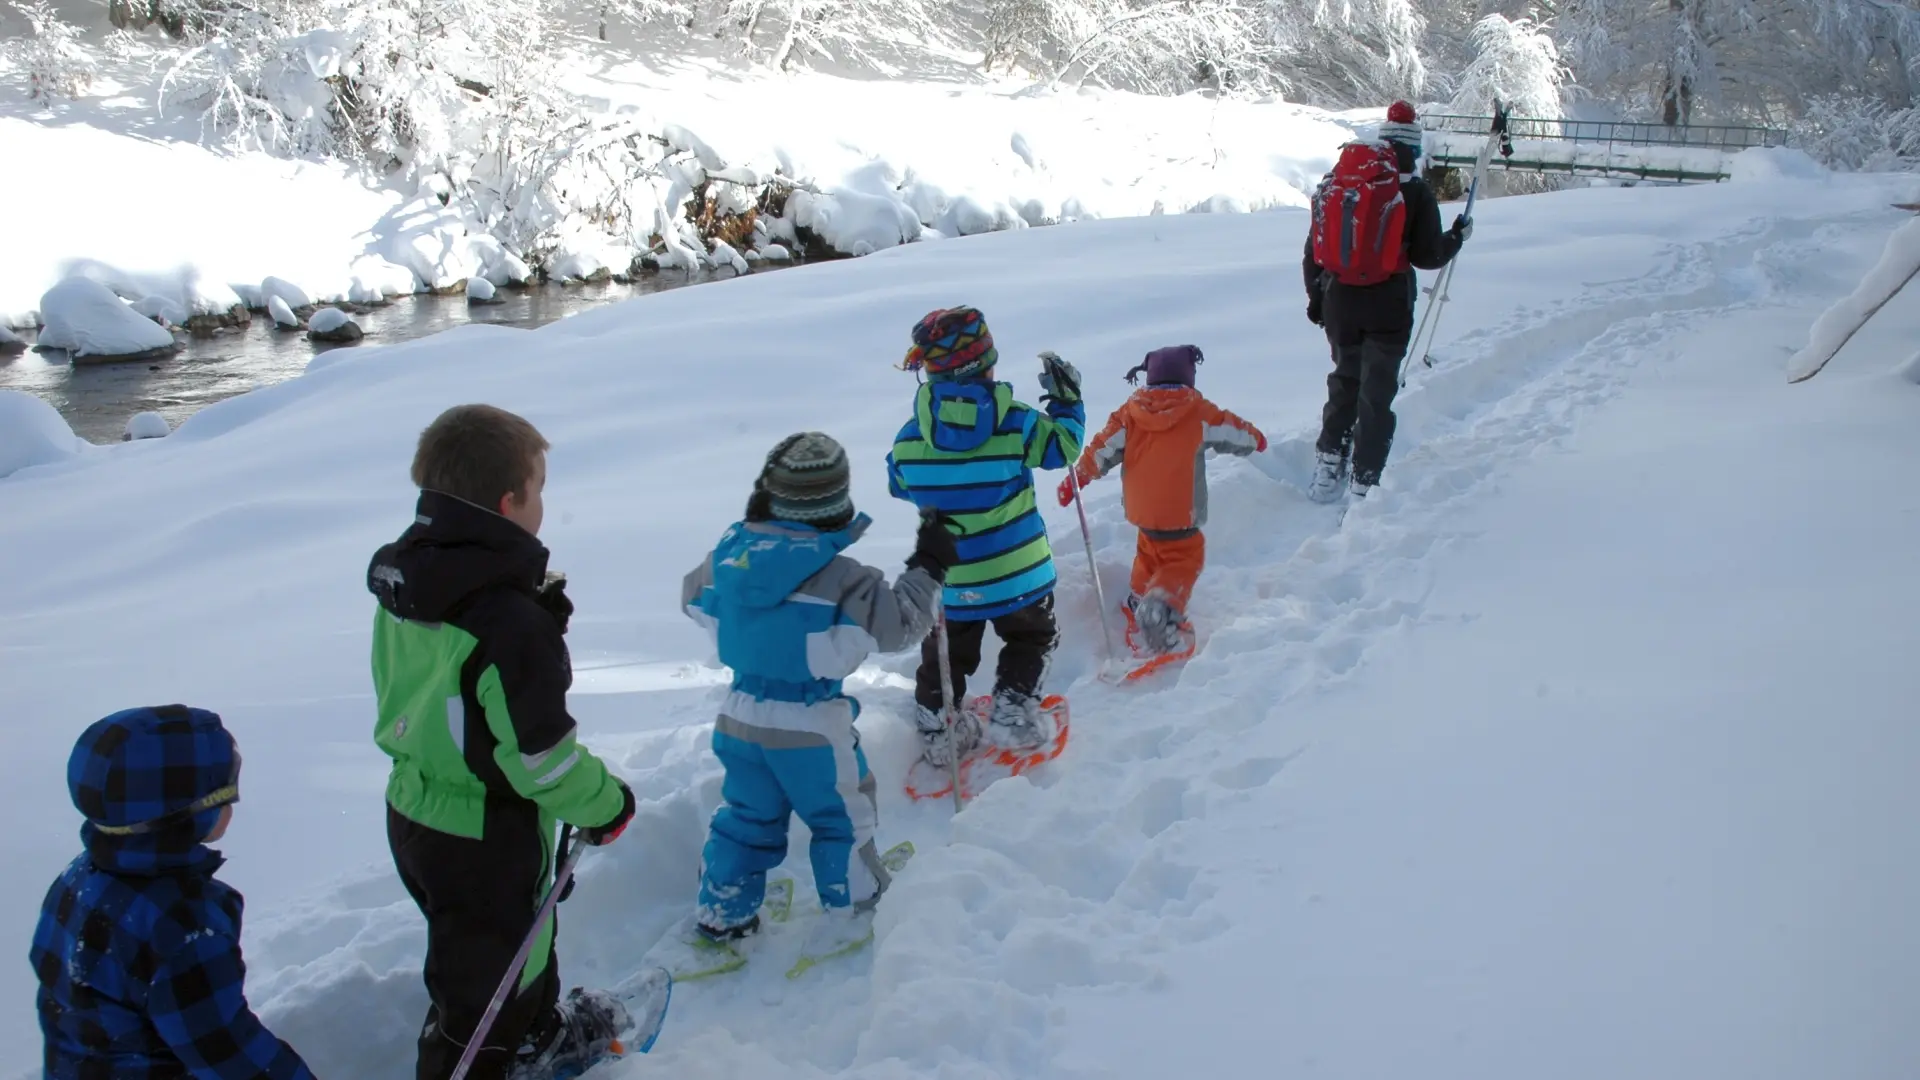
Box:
29;704;318;1079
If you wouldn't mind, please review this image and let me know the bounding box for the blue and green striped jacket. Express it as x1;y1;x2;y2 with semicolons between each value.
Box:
886;378;1085;620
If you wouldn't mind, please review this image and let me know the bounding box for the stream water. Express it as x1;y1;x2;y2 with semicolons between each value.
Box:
1;270;765;445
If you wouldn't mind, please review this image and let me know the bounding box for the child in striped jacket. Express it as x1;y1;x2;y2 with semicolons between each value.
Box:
887;306;1084;766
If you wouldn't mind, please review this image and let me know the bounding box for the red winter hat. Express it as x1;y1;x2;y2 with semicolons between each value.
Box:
1387;101;1417;124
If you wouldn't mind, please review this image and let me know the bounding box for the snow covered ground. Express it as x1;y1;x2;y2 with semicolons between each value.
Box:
3;161;1918;1079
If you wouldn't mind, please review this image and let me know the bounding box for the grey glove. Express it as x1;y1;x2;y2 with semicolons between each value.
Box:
1450;214;1473;244
1037;351;1082;406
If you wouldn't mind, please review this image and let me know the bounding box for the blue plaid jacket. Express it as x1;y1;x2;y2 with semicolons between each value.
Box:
31;705;314;1080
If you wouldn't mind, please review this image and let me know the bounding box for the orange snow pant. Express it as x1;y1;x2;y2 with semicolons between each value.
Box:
1130;531;1206;612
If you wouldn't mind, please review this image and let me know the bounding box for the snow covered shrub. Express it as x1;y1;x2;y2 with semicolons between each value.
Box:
4;0;97;100
1791;96;1920;173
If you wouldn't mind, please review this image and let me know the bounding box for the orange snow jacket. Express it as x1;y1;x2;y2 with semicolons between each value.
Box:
1074;386;1265;536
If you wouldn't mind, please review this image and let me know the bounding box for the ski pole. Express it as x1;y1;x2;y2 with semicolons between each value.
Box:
449;834;588;1080
933;604;963;812
1068;466;1121;666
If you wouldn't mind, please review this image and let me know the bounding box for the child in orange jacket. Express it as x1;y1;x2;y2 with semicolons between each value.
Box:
1056;345;1266;656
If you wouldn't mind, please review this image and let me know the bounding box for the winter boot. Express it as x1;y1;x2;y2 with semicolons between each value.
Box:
696;912;761;944
1134;591;1194;656
1307;449;1348;503
512;988;629;1080
985;689;1052;751
1349;466;1379;499
914;701;980;767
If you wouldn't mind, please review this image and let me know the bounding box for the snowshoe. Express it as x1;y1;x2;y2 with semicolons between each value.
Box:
906;696;1069;802
512;988;629;1080
645;878;793;981
784;842;915;979
984;689;1054;751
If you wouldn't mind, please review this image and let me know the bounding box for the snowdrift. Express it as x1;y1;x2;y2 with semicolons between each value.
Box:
2;172;1916;1080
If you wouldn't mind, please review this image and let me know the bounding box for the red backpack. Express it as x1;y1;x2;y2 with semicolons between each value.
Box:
1311;140;1409;287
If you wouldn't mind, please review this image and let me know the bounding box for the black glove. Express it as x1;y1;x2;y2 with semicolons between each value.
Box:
1306;297;1324;327
905;511;960;580
1449;214;1473;244
582;779;636;846
535;572;573;635
1037;351;1082;406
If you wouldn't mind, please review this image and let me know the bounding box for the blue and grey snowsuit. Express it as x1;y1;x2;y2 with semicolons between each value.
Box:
682;514;940;928
30;705;316;1080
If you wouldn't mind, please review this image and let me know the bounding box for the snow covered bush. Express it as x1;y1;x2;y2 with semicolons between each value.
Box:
1791;96;1920;173
4;0;96;100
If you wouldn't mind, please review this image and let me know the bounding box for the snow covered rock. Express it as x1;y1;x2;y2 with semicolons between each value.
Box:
347;255;416;304
759;243;793;262
260;276;313;312
785;188;920;256
466;277;501;305
130;294;189;327
36;278;178;361
0;390;85;478
484;252;534;288
123;411;170;441
709;240;750;275
306;307;363;344
268;295;302;330
0;323;24;356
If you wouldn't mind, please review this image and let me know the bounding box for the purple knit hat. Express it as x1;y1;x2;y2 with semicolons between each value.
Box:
1124;345;1203;387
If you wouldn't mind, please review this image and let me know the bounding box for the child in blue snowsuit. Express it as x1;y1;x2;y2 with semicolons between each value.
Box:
681;432;956;945
30;704;318;1080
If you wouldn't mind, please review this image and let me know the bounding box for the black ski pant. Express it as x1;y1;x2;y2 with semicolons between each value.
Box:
1316;317;1413;485
389;803;561;1080
914;593;1059;712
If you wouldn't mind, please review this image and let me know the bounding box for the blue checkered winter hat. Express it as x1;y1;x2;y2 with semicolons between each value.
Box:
69;705;240;848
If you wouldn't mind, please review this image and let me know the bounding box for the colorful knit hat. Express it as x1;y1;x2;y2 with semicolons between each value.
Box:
1124;344;1204;387
752;432;854;527
1377;100;1423;152
902;306;998;380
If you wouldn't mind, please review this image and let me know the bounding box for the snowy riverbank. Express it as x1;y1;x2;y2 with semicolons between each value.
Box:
0;44;1371;330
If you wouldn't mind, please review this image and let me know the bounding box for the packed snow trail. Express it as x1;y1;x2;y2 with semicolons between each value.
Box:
2;170;1916;1079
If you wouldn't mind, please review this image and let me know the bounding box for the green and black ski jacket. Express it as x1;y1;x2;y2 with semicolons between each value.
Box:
367;490;626;986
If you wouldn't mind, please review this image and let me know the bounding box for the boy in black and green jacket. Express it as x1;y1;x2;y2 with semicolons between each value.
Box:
367;403;639;1080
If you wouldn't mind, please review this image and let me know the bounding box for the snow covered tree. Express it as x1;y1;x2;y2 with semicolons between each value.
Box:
5;0;96;100
1447;12;1566;120
983;0;1425;103
1555;0;1920;125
